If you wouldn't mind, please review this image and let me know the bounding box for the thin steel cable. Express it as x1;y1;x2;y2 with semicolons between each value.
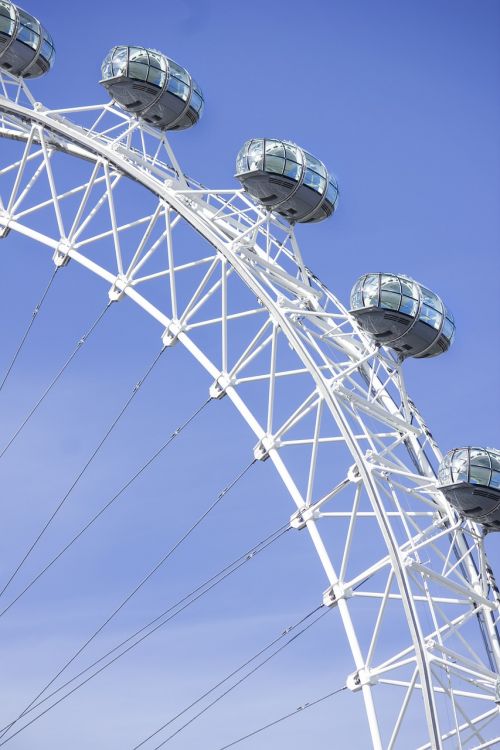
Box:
212;685;347;750
1;457;258;740
0;301;111;462
0;265;59;395
147;607;332;750
0;525;291;745
0;396;213;620
133;604;326;750
0;343;167;602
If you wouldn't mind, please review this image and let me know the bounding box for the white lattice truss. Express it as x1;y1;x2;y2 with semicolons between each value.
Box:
0;71;498;750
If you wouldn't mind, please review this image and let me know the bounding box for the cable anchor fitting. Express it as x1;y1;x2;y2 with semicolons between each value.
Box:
109;274;129;302
347;667;378;692
290;505;319;530
161;319;184;347
209;372;233;400
53;240;72;267
323;582;353;608
253;433;280;462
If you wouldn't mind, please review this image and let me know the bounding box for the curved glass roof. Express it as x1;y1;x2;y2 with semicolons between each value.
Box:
0;1;55;77
439;447;500;491
101;46;204;128
350;272;455;348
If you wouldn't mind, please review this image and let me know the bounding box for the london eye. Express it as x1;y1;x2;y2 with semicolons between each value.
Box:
0;2;498;748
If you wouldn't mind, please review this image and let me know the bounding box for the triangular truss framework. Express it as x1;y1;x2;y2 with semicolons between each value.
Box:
0;69;498;749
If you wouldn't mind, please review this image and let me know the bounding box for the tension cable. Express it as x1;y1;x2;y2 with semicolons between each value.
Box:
1;455;259;741
0;340;167;601
0;264;59;395
0;524;290;745
0;395;212;619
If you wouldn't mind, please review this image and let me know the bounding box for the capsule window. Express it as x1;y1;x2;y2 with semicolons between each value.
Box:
420;287;443;313
469;465;492;486
128;61;149;81
40;33;55;64
147;66;164;86
442;318;454;341
17;11;40;50
490;471;500;489
265;155;285;175
362;276;380;307
247;141;264;171
284;144;301;163
167;76;189;101
325;180;338;206
303;169;324;193
469;449;491;467
169;60;190;85
266;140;285;159
399;295;418;315
380;290;401;311
236;150;248;174
0;1;14;36
112;47;128;77
305;153;326;177
190;90;203;113
283;160;301;180
400;279;417;298
420;304;442;329
351;290;363;309
17;25;39;50
490;453;500;473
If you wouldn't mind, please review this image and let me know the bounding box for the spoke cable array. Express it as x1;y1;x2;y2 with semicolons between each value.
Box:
1;456;258;741
212;684;348;750
0;524;291;745
0;342;168;602
0;300;111;463
0;396;213;619
0;265;59;395
133;605;330;750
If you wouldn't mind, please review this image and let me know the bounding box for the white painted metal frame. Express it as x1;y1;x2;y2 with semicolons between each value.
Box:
0;70;498;749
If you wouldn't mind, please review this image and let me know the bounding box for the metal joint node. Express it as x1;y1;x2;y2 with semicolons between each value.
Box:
53;241;72;267
323;582;353;608
161;320;183;347
402;552;418;569
348;464;362;483
180;194;197;211
253;434;279;462
108;274;129;301
233;232;257;252
426;638;437;653
290;505;318;530
432;511;449;529
347;667;377;692
209;372;233;400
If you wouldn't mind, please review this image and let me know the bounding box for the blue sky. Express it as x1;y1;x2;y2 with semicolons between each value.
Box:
0;0;498;748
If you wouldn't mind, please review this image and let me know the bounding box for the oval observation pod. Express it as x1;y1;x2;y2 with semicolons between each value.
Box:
235;139;339;224
349;273;455;359
0;0;55;78
100;46;204;131
438;448;500;531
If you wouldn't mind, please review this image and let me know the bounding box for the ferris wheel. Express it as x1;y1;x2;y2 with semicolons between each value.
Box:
0;3;499;748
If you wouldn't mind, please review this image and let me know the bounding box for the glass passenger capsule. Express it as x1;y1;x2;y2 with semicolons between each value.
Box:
0;0;55;78
100;46;204;131
438;447;500;531
349;273;455;358
235;139;339;224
